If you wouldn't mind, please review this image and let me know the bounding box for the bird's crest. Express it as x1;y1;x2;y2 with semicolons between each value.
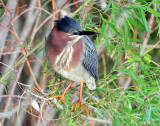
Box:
55;16;82;33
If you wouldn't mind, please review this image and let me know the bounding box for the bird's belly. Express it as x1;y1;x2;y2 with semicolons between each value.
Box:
53;62;91;83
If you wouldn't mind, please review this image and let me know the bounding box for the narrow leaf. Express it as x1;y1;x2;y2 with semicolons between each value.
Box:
144;6;160;19
103;19;121;36
104;0;112;13
112;1;116;28
124;17;129;52
127;18;145;31
139;7;150;36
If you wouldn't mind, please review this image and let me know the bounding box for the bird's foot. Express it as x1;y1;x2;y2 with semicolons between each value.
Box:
53;95;65;106
71;101;82;112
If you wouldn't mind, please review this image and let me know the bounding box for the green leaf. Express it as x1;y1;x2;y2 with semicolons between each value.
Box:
113;81;120;88
3;83;8;93
113;117;120;126
101;22;109;50
139;7;150;36
127;98;132;114
0;8;4;17
128;5;143;23
56;110;65;125
31;41;39;44
104;0;112;13
68;118;77;126
144;69;153;82
43;59;49;69
135;0;148;2
150;0;160;3
143;105;151;124
144;6;160;20
124;17;129;52
112;1;116;28
102;17;121;36
35;47;44;55
4;79;14;82
126;18;136;38
127;18;146;31
112;50;120;71
143;54;152;64
122;57;140;65
132;39;142;42
96;87;105;95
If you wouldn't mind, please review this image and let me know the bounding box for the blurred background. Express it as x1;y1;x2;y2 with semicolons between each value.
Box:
0;0;160;125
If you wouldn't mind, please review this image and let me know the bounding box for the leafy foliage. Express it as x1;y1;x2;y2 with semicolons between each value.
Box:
0;0;160;125
48;0;160;125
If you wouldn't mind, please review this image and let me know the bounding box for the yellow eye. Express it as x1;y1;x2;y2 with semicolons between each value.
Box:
70;30;73;34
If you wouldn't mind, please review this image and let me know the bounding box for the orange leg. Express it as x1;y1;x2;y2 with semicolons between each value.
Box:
71;80;84;112
54;81;74;106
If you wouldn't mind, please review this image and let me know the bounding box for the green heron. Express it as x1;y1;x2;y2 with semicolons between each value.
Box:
45;16;99;111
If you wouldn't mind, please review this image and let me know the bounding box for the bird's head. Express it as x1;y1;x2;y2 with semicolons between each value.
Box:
54;16;98;42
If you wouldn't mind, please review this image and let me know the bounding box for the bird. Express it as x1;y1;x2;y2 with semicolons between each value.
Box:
45;16;99;111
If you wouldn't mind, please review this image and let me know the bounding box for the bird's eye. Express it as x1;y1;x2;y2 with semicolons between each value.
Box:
69;30;73;34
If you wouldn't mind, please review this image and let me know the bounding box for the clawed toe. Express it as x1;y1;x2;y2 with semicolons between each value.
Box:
71;101;82;112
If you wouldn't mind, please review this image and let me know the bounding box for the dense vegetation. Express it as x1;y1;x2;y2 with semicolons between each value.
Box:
0;0;160;125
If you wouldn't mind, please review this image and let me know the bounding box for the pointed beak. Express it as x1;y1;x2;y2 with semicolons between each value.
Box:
73;31;99;36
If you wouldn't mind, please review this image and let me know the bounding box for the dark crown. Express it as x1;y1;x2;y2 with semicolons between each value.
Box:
55;16;82;33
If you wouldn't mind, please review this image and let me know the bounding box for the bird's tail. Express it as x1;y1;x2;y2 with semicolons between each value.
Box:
86;77;96;90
